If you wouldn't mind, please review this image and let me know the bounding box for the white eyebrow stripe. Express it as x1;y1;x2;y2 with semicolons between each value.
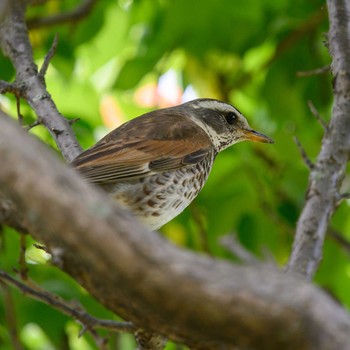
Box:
191;100;235;112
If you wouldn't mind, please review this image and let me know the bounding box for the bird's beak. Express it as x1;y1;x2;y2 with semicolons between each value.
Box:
242;129;274;144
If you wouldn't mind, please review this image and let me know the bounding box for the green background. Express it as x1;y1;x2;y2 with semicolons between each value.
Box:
1;0;349;349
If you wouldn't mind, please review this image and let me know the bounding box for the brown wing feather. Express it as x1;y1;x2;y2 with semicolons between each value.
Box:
72;112;212;184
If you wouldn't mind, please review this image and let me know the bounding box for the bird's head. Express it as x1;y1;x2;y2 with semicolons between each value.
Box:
181;98;274;152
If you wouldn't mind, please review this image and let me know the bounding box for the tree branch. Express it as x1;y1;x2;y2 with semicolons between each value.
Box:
27;0;98;29
0;0;82;162
0;112;349;349
297;64;331;77
287;0;350;279
39;33;59;78
307;100;328;131
0;270;136;334
0;81;18;94
293;136;314;170
220;234;260;264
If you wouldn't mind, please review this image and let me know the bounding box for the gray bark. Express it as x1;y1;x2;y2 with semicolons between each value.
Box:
0;111;349;349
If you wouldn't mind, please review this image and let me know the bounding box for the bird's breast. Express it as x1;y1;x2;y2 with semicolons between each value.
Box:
108;154;215;230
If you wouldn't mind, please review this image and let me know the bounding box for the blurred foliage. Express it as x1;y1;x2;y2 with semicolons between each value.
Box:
1;0;350;349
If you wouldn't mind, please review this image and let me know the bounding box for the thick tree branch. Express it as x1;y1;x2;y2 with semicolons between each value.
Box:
0;113;350;350
287;0;350;279
0;0;81;162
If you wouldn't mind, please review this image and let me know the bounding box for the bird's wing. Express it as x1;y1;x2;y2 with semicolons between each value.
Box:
71;113;213;184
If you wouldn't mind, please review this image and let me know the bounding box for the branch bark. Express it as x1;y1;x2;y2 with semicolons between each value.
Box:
0;270;136;334
0;112;349;350
0;0;81;162
287;0;350;279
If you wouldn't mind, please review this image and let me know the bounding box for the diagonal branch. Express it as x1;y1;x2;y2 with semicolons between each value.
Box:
307;100;328;131
0;111;350;350
293;136;314;170
39;33;59;78
0;270;136;334
0;0;82;162
287;0;350;279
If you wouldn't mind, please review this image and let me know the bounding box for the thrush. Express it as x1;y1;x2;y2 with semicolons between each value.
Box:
72;98;273;230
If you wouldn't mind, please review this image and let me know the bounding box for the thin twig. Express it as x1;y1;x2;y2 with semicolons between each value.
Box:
220;234;260;264
69;117;80;125
341;192;350;199
15;94;24;125
80;326;109;350
293;136;314;170
328;228;350;254
27;0;98;29
243;160;296;238
0;81;18;94
307;100;328;130
0;81;24;126
334;191;350;206
0;80;24;127
39;33;59;78
25;120;41;131
297;64;331;77
0;270;136;334
234;7;327;90
245;158;350;256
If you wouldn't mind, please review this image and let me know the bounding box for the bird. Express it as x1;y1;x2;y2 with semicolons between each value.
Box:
72;98;273;230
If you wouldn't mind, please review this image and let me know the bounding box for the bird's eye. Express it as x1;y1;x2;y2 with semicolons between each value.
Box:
225;112;237;125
